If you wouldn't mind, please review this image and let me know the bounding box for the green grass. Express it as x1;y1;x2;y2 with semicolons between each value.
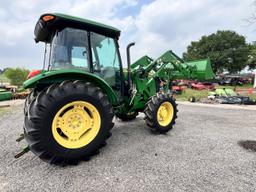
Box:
250;94;256;101
216;84;254;89
175;84;256;102
175;88;209;101
0;74;10;83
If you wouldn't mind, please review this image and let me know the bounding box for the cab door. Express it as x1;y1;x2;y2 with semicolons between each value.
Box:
90;32;123;99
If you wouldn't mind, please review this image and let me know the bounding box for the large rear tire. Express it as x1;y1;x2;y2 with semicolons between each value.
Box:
24;90;37;115
24;80;114;165
144;93;177;133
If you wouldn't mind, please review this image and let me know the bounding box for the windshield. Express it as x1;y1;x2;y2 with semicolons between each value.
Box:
49;28;89;71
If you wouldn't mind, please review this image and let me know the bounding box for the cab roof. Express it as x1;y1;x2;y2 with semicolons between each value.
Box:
34;13;121;42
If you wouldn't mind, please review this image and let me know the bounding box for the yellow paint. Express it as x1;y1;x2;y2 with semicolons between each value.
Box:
157;101;174;126
52;101;101;149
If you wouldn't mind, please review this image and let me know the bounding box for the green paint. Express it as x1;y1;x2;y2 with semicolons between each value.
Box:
0;92;12;101
125;50;214;111
23;69;119;105
53;13;120;34
27;13;215;116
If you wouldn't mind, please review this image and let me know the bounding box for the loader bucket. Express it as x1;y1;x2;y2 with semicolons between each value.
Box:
185;59;215;80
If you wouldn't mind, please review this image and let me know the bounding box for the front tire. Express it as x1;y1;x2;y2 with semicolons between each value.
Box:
24;80;114;165
144;93;177;133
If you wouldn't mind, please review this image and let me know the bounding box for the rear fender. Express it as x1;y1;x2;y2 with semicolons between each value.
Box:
23;69;119;105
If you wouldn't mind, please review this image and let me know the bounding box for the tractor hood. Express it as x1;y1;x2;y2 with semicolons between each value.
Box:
34;13;121;43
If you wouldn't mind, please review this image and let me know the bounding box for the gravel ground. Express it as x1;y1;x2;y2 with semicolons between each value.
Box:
0;101;255;192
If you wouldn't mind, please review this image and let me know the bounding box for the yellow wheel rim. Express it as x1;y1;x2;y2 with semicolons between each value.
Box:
157;101;174;126
52;101;101;149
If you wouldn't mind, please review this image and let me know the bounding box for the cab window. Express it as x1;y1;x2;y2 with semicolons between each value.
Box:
90;33;121;90
50;28;89;70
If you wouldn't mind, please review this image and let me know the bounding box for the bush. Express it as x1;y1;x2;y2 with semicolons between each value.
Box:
4;68;30;86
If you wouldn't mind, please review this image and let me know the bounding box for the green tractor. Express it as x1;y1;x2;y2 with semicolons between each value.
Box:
21;13;214;165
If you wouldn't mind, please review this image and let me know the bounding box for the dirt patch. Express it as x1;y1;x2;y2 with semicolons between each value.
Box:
238;140;256;152
0;105;10;108
0;99;24;107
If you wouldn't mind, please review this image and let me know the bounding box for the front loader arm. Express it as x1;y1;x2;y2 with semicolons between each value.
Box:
133;50;214;81
129;50;214;111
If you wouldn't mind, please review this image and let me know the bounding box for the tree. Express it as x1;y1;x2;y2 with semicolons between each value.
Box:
4;68;30;86
247;43;256;70
183;30;250;73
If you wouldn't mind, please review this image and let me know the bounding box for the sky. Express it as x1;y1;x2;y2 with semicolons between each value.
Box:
0;0;255;69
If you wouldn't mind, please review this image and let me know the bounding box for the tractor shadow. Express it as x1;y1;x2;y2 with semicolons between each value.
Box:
238;140;256;152
113;114;173;137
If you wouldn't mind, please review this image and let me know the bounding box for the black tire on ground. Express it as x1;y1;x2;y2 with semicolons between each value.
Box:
24;90;37;115
144;92;178;133
116;112;138;121
24;80;114;165
188;96;196;102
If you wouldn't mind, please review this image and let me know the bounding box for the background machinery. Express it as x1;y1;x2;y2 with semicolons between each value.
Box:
21;13;214;165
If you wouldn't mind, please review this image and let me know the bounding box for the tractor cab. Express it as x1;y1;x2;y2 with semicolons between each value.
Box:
34;13;123;92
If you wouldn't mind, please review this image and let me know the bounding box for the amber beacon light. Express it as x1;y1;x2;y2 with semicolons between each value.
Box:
42;15;55;22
